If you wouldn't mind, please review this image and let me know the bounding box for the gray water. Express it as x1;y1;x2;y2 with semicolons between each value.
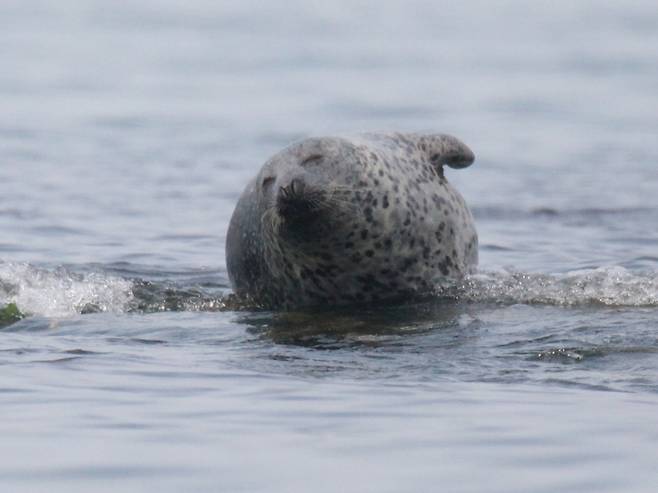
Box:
2;1;658;491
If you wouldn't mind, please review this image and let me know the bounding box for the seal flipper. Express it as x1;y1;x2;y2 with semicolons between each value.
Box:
418;134;475;170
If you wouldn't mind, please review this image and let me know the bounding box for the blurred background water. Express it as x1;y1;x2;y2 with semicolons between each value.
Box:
1;1;658;491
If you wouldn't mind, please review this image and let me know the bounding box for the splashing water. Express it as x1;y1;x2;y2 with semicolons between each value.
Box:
0;262;134;318
1;262;656;321
456;266;658;307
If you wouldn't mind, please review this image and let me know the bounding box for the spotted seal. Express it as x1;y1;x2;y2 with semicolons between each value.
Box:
226;132;478;309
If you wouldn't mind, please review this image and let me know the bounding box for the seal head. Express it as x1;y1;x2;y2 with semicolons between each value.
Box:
226;133;477;309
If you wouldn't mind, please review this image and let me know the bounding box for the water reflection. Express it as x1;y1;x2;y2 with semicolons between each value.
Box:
241;299;474;349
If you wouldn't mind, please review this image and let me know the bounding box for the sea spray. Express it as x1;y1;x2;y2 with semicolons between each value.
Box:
455;266;658;307
0;262;134;318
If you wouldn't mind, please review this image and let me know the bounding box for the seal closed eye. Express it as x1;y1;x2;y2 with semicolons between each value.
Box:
300;154;324;167
226;132;478;310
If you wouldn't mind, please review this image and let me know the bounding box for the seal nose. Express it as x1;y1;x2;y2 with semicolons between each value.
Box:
278;178;306;205
280;178;305;199
277;177;313;219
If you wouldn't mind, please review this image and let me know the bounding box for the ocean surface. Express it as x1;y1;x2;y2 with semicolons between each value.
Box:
2;1;658;491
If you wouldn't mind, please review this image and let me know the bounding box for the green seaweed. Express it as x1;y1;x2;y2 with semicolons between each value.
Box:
0;303;24;327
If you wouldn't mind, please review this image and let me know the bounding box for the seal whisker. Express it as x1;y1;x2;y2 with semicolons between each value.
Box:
323;191;359;212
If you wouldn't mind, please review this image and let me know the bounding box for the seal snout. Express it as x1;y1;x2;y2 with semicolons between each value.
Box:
276;177;315;220
280;177;306;200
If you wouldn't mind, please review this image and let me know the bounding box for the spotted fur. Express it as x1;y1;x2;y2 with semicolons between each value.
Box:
226;132;478;309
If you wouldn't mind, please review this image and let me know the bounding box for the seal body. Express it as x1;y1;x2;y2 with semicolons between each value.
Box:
226;133;478;309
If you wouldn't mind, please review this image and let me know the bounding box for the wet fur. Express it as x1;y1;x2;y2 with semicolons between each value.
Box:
226;132;478;310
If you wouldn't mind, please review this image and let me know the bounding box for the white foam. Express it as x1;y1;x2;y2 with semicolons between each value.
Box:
2;262;656;319
0;262;134;318
458;266;658;307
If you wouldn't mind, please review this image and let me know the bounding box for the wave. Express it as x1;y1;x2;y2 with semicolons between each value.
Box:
1;262;657;323
0;262;133;318
450;266;658;307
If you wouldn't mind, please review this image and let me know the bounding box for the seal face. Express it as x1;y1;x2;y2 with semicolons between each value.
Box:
226;133;478;309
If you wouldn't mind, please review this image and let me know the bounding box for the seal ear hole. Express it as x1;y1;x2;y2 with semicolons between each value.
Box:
300;154;324;167
261;176;275;191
